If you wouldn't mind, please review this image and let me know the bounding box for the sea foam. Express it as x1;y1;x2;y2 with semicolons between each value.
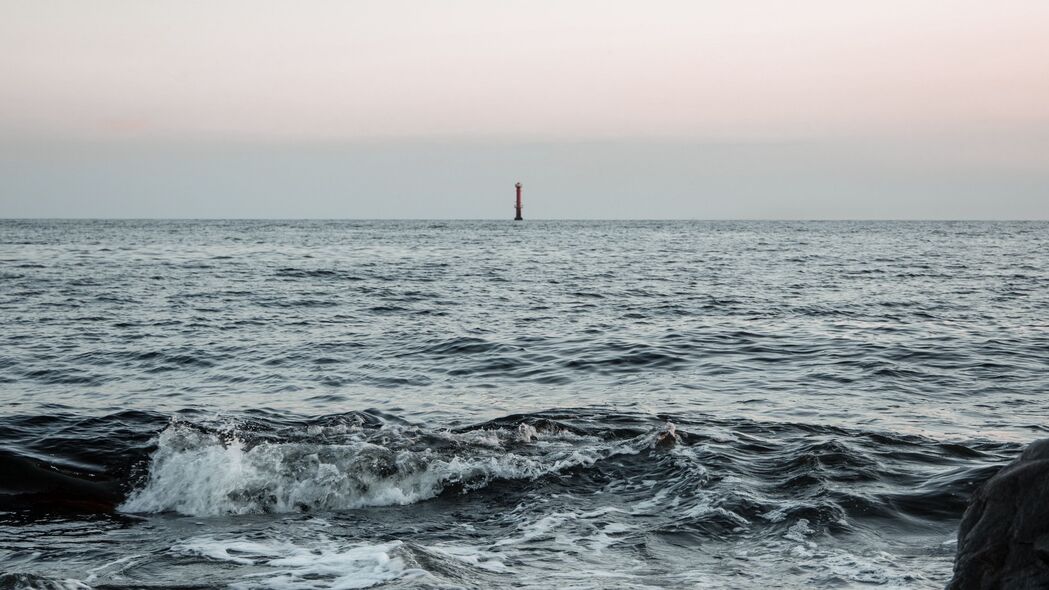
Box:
120;421;639;516
173;537;427;590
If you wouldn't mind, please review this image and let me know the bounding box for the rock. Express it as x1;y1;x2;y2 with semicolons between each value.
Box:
948;438;1049;589
653;421;678;449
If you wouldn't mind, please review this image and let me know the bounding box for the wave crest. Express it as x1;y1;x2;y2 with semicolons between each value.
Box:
119;420;639;516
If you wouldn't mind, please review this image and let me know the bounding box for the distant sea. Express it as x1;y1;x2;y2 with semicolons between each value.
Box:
1;220;1047;589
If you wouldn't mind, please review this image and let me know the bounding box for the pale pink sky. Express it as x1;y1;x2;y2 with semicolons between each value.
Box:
2;0;1048;141
2;1;1048;218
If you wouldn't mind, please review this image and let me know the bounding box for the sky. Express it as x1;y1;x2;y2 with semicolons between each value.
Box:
1;0;1047;219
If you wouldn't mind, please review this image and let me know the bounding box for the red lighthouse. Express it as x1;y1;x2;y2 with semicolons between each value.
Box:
514;182;523;221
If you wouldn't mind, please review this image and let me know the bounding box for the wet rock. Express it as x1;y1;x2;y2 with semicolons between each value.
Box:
948;438;1049;589
654;422;678;449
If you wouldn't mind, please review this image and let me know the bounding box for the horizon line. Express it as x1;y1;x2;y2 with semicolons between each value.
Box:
2;217;1047;223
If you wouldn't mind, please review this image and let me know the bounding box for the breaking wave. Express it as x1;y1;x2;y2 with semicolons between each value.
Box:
120;417;641;516
0;408;1022;588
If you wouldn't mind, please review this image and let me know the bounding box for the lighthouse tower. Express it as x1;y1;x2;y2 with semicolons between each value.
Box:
514;182;523;221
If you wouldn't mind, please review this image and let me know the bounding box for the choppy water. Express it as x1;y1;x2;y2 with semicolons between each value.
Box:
1;220;1047;589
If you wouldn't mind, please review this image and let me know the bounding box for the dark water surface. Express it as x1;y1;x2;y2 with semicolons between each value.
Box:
1;220;1047;589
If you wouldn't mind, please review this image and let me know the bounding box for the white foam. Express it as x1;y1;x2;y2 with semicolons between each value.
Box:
173;537;428;590
771;519;928;588
517;423;539;442
587;522;635;553
427;544;508;573
84;553;147;583
783;518;814;543
630;487;675;513
120;422;641;517
495;513;574;546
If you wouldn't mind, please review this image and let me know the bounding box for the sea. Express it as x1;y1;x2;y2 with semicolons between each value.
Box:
1;219;1047;589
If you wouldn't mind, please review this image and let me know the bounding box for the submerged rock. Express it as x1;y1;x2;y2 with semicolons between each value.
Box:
948;438;1049;590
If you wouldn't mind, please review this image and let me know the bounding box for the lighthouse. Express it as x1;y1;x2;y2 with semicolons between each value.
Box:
514;182;523;221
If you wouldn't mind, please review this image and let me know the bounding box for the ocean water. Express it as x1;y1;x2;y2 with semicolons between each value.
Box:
1;219;1047;589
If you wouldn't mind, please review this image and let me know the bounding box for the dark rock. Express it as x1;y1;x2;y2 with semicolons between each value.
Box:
948;438;1049;589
